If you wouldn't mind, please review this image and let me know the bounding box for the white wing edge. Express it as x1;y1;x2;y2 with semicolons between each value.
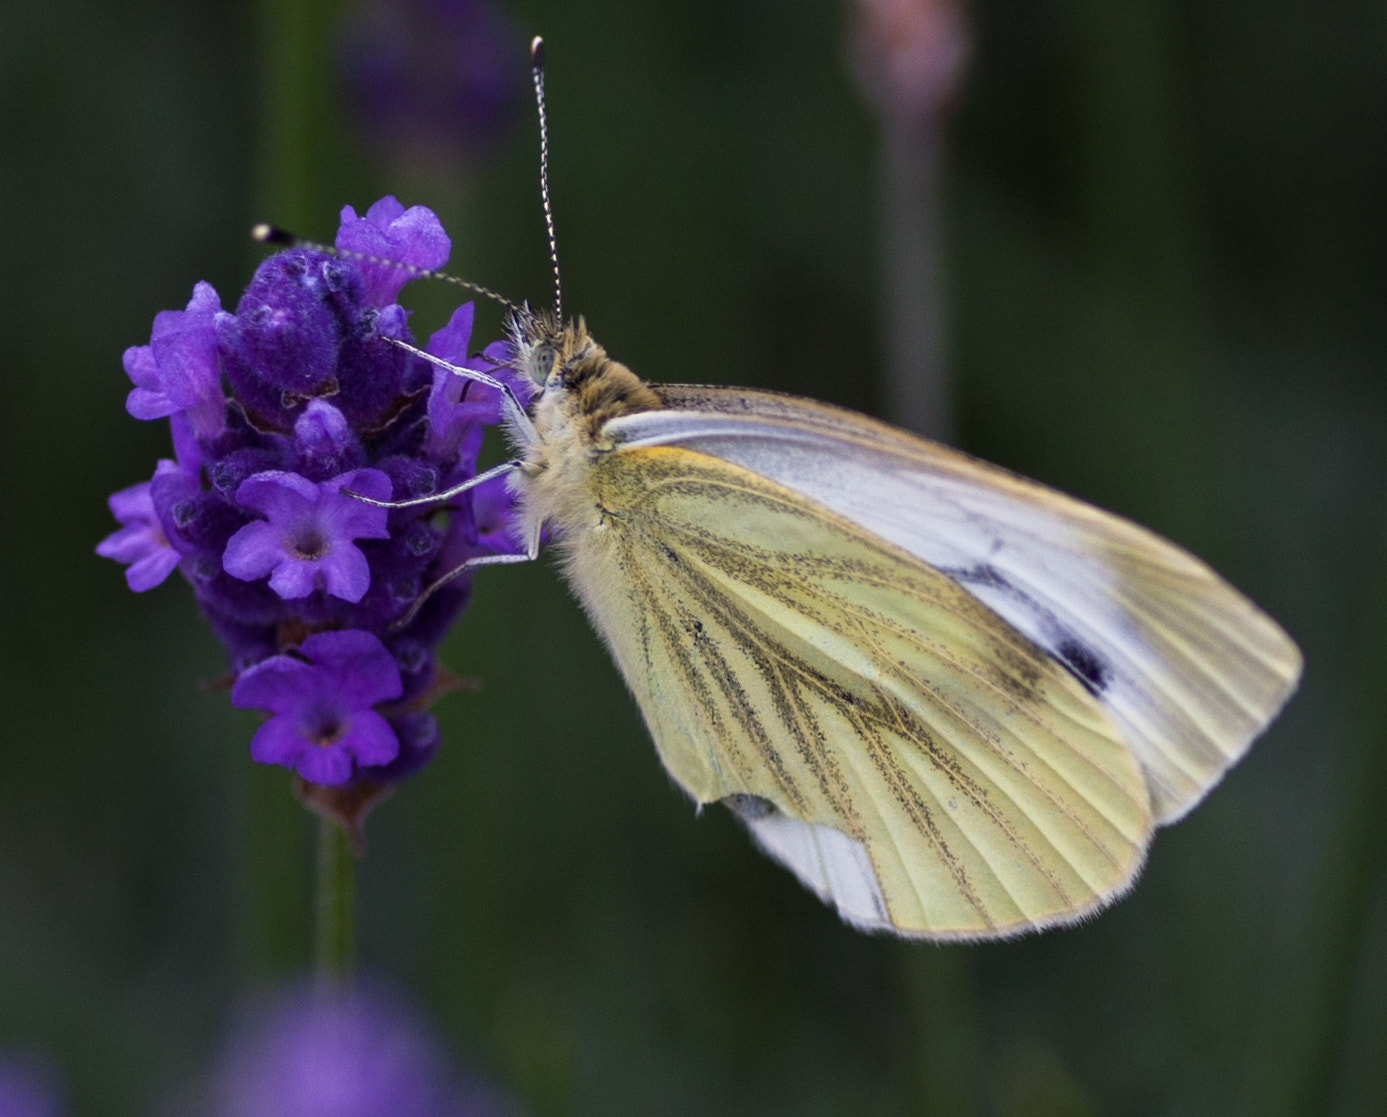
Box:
733;803;1146;940
737;808;894;933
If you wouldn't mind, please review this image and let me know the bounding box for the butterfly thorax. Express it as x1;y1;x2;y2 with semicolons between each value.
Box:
510;310;663;541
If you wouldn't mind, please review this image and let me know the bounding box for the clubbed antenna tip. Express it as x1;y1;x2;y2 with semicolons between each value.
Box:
251;223;295;246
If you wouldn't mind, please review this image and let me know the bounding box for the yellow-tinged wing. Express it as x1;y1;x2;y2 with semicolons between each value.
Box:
607;385;1303;824
559;444;1152;939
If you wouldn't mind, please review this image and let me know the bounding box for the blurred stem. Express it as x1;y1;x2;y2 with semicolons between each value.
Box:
315;816;356;984
905;947;978;1116
255;0;351;232
1275;570;1387;1113
241;770;312;973
1063;0;1192;292
880;109;952;443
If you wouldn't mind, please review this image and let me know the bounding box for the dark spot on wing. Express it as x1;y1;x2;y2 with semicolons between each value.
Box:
943;564;1111;696
1055;638;1109;695
723;794;776;820
946;563;1009;590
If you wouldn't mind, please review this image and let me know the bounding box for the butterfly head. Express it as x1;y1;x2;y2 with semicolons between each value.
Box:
510;307;602;393
508;306;662;432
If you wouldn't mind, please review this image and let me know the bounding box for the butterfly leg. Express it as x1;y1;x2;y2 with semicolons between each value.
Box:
385;335;538;444
346;458;525;510
388;483;542;631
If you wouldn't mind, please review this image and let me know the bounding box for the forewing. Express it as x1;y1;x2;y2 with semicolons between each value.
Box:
607;385;1303;824
563;445;1152;939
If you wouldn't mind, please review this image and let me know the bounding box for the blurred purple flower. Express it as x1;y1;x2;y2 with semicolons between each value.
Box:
206;979;519;1117
337;0;526;169
0;1050;64;1117
850;0;969;116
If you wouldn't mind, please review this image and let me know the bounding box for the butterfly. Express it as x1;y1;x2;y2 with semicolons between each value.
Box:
356;37;1300;939
378;304;1302;941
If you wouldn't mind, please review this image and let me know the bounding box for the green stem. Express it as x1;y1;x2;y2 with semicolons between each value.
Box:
254;0;362;235
314;815;356;985
879;107;951;442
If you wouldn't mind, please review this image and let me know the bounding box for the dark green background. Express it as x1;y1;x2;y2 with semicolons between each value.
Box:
3;0;1384;1112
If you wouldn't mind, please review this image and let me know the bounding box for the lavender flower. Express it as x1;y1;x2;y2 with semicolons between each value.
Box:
337;0;526;169
0;1050;64;1117
123;281;227;438
95;481;182;592
224;470;392;603
231;630;405;785
100;197;527;817
203;979;518;1117
338;197;453;306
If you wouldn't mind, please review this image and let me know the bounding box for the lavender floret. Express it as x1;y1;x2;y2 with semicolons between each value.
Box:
232;630;405;785
96;481;182;592
224;469;392;603
123;281;227;438
337;197;452;306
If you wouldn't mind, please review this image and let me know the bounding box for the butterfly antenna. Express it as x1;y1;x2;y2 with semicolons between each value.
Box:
249;224;521;314
530;36;563;321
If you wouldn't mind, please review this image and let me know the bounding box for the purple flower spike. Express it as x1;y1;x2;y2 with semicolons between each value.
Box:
105;197;524;818
224;469;392;602
96;481;182;591
124;281;226;437
337;196;450;306
232;630;404;785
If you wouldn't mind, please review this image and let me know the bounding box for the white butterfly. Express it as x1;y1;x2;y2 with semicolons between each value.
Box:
374;312;1301;940
347;34;1301;939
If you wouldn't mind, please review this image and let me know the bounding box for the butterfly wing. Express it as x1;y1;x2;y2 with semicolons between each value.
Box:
606;385;1302;825
560;443;1152;939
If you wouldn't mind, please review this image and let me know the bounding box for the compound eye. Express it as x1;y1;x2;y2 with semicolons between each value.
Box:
527;342;558;387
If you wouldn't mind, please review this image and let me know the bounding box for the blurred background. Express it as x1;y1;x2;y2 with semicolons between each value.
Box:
2;0;1385;1112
